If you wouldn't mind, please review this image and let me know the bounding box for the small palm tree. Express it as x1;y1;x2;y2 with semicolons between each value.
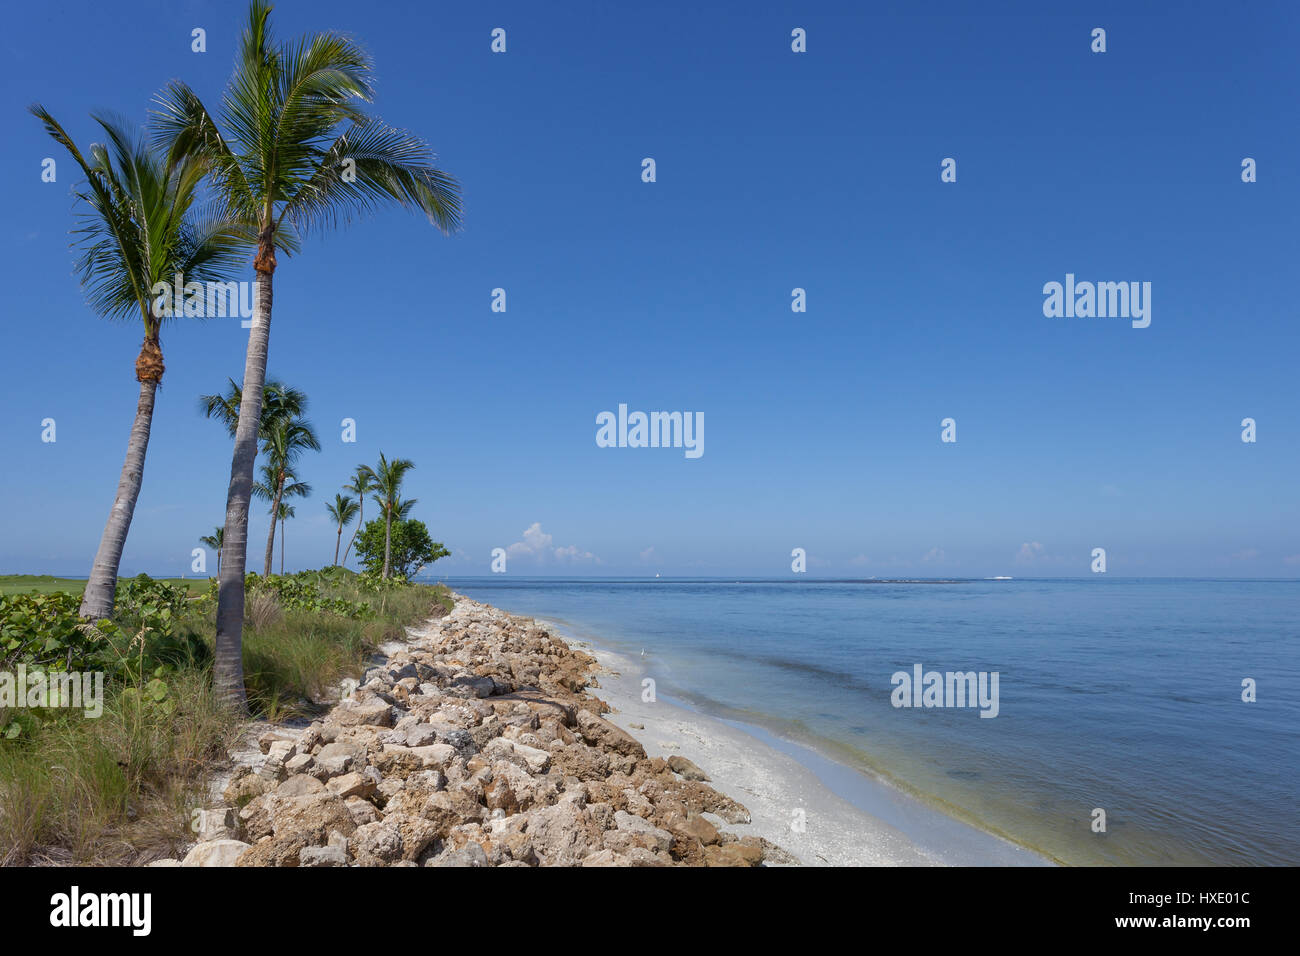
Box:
253;461;310;570
326;494;359;566
199;526;224;574
154;0;461;706
341;465;375;567
200;379;308;439
275;501;295;575
257;413;320;576
32;107;247;621
371;452;415;579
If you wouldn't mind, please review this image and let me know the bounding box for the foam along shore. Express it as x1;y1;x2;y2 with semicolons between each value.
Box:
570;636;1053;866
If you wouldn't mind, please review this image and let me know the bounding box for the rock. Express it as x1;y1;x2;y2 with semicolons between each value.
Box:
428;842;489;867
484;737;552;774
704;841;763;867
276;774;326;797
331;699;393;728
326;771;376;800
315;741;362;776
284;753;314;776
667;755;710;781
299;831;349;867
181;839;251;867
146;858;182;867
196;807;238;841
575;709;646;759
613;810;673;852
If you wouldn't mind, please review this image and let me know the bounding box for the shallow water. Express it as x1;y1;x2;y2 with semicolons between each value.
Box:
441;577;1299;866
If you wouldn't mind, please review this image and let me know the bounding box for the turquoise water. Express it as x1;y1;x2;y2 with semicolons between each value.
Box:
440;577;1299;866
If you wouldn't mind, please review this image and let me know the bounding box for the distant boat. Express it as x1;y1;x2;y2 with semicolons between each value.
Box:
655;572;661;578
988;576;1013;581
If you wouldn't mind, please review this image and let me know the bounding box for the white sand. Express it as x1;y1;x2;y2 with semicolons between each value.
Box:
556;627;1052;867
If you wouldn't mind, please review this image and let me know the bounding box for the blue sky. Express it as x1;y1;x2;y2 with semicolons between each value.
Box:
2;0;1297;578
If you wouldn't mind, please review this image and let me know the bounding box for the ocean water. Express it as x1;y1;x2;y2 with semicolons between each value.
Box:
439;577;1300;866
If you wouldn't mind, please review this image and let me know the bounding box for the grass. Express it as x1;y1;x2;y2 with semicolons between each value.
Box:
0;575;208;597
0;568;452;864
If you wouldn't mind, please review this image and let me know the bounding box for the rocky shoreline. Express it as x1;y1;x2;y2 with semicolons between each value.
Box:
166;594;795;867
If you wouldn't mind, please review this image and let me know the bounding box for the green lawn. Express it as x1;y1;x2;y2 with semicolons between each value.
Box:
0;574;209;597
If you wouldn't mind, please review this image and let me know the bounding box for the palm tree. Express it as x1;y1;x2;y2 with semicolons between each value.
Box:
275;501;295;575
340;465;375;567
154;0;461;706
371;453;415;579
256;413;320;577
326;494;359;566
200;378;308;439
31;107;247;621
199;526;224;574
253;462;310;577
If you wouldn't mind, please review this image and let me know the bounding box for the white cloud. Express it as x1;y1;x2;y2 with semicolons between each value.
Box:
639;546;657;563
1015;541;1045;563
1229;548;1260;561
506;523;601;565
921;547;946;563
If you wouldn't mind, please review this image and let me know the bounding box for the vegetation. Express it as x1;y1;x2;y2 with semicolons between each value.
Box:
0;571;451;864
198;527;224;573
353;517;449;581
30;108;246;622
4;0;464;861
326;494;360;566
155;0;461;707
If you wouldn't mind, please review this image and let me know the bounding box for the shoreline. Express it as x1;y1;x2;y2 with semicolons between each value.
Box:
547;617;1051;867
173;592;1053;866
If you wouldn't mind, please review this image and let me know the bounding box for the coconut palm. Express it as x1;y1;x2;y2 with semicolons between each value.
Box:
340;465;375;567
154;0;461;705
200;378;308;439
326;494;359;566
370;453;415;579
253;462;310;577
275;501;295;574
256;413;320;576
31;107;247;621
199;526;224;574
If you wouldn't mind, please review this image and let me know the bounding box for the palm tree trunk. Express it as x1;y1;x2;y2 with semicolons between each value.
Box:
214;250;275;709
280;518;285;574
342;497;363;566
334;527;342;566
79;378;158;620
263;474;284;577
383;505;393;579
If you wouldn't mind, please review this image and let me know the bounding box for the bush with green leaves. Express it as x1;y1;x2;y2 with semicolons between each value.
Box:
353;517;449;581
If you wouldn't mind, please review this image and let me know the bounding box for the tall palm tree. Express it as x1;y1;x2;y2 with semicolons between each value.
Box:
275;501;295;575
199;526;224;574
340;464;375;566
256;413;320;576
371;453;415;579
31;107;247;621
154;0;461;706
326;494;359;566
